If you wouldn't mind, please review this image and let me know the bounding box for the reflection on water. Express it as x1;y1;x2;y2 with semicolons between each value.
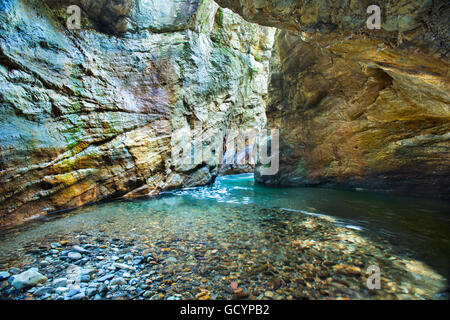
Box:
170;174;450;280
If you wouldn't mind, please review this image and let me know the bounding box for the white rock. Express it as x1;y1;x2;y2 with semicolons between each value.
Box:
113;263;136;271
68;252;82;260
71;246;88;253
12;268;48;290
53;278;68;287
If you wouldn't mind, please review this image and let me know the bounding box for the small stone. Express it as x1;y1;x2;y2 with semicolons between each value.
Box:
80;275;91;282
55;287;69;294
0;271;10;281
86;288;97;298
97;274;114;282
71;246;88;253
98;284;108;295
232;292;250;300
264;291;274;299
9;268;20;275
110;277;127;286
113;263;136;271
165;257;177;263
71;293;86;300
196;291;210;300
293;290;309;300
66;289;81;298
81;268;96;276
150;293;165;300
234;288;243;294
33;286;54;297
68;252;82;260
53;278;68;287
230;282;238;290
272;278;282;290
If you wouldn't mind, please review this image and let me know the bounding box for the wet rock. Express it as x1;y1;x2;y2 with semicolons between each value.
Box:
272;278;282;290
68;252;82;260
80;275;91;282
0;271;10;281
71;246;88;253
66;289;81;298
71;293;86;300
232;291;250;300
33;286;54;297
165;257;178;263
114;263;136;271
12;269;48;290
110;278;127;286
55;287;69;295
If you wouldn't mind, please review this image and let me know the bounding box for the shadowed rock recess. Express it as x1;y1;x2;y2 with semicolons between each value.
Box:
0;0;275;225
216;0;449;199
0;0;449;227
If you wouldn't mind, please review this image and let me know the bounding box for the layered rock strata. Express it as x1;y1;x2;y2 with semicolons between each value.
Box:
0;0;275;225
216;0;450;199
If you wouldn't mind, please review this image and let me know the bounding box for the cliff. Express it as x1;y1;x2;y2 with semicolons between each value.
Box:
216;0;450;198
0;0;275;225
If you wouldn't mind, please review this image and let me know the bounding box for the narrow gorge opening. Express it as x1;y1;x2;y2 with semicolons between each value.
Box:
0;0;449;303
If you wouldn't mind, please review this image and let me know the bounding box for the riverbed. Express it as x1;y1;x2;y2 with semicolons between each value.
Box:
0;174;448;300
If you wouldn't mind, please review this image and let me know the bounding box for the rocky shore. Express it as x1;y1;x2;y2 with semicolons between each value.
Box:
0;207;446;300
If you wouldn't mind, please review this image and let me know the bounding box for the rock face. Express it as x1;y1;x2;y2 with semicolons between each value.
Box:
0;0;275;225
217;0;450;199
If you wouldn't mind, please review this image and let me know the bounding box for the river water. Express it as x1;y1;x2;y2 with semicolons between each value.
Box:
0;174;449;300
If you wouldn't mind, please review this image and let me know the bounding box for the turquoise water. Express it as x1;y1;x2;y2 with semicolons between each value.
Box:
0;174;449;299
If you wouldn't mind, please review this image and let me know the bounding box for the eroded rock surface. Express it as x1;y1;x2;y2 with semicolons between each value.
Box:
216;0;450;198
0;0;275;225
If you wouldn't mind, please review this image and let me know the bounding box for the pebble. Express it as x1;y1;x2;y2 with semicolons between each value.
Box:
50;243;61;249
33;286;54;297
86;288;97;297
110;278;127;286
0;206;446;301
71;246;88;253
165;257;178;263
55;287;69;294
232;291;250;300
97;274;114;282
80;275;91;282
0;271;11;281
150;293;165;300
66;289;81;298
71;293;86;300
68;252;82;260
114;263;136;271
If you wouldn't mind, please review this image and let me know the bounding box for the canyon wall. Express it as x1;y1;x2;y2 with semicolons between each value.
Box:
216;0;450;199
0;0;275;225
